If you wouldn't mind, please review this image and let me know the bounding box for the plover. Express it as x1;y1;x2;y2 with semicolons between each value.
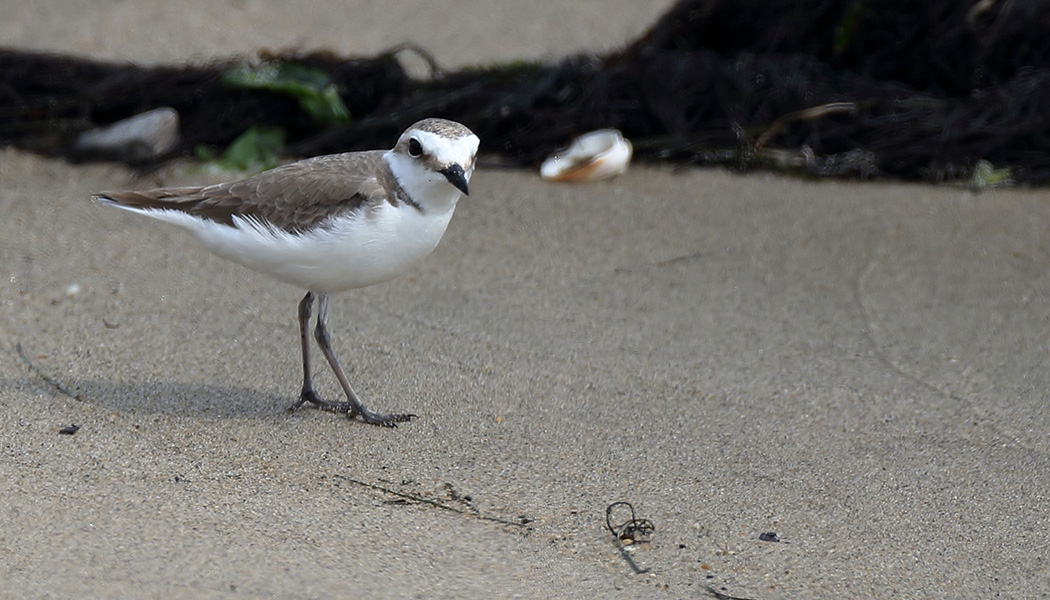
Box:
96;118;480;426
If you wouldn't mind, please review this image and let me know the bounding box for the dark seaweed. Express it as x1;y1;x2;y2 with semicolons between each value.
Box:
3;0;1050;183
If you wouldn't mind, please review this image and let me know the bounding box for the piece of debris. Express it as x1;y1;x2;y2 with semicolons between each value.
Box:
968;159;1012;190
58;424;80;435
540;129;632;182
71;107;179;164
16;342;82;401
705;586;758;600
606;501;655;575
606;501;656;545
759;531;780;542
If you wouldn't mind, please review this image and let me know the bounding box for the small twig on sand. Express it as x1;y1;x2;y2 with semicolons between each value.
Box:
16;342;81;401
333;474;530;529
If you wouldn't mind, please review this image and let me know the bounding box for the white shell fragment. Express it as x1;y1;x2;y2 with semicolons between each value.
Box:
540;129;633;182
72;107;180;164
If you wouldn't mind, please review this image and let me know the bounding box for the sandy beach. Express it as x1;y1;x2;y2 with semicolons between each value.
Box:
2;2;1049;598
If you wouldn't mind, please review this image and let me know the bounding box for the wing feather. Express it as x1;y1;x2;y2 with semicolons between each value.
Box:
97;151;389;232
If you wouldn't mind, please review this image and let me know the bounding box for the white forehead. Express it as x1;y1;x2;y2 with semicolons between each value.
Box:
406;128;480;166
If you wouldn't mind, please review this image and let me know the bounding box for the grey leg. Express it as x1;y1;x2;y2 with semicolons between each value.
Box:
288;291;334;412
312;293;415;426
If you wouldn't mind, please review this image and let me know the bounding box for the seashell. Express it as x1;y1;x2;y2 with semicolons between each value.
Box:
540;129;633;182
71;107;180;164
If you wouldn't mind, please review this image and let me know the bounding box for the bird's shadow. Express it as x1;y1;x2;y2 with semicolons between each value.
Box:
11;375;295;420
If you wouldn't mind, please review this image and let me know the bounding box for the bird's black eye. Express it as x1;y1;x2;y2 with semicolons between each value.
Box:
408;138;423;157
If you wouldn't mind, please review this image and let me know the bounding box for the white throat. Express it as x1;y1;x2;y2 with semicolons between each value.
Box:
384;151;458;214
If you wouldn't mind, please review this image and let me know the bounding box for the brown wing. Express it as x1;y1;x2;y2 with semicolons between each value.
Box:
97;150;389;233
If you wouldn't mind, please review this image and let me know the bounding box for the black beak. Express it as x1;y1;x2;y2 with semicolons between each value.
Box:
439;164;470;196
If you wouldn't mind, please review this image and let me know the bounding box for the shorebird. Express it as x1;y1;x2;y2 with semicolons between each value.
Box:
96;118;480;426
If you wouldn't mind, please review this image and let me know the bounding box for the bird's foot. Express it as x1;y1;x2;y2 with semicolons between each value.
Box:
290;388;415;427
288;387;348;414
350;407;417;428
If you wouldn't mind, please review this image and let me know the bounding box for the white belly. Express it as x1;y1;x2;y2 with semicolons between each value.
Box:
146;202;456;293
